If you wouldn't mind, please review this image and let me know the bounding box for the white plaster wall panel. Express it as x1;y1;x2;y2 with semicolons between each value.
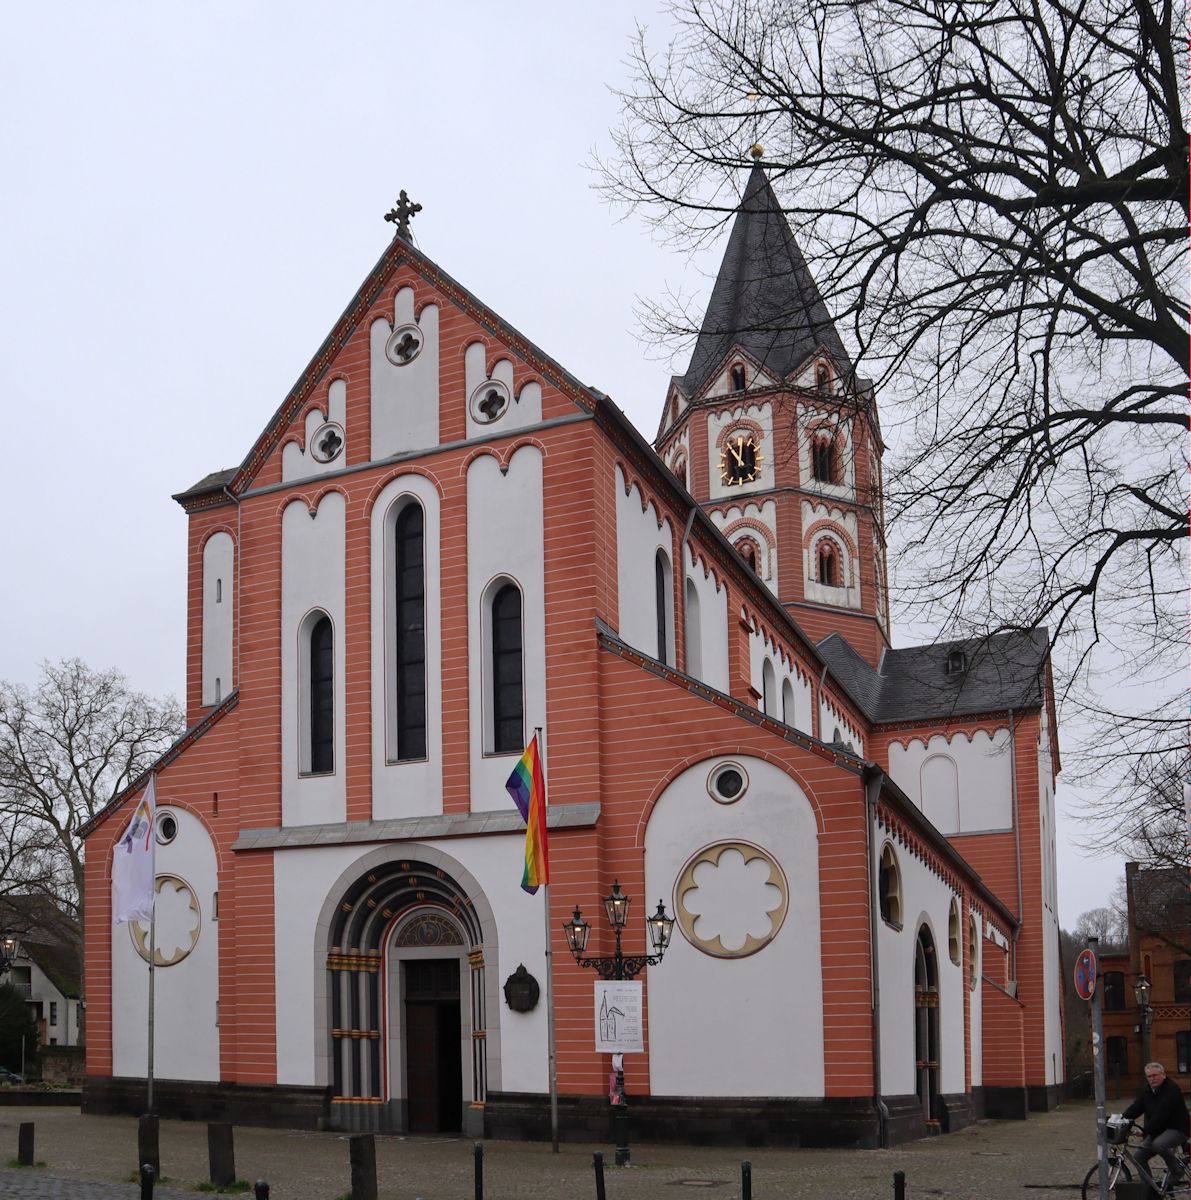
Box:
873;831;966;1096
819;694;864;755
112;807;219;1079
281;492;347;826
802;501;862;609
201;532;234;706
283;379;349;481
710;498;780;596
369;474;444;821
683;545;730;692
646;756;824;1097
887;730;1012;833
797;401;855;498
615;466;676;662
706;402;774;501
370;287;441;460
464;342;542;440
704;359;776;399
272;835;545;1092
785;667;813;735
467;446;546;811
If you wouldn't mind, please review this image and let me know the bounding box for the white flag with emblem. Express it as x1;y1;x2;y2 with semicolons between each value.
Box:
112;775;156;924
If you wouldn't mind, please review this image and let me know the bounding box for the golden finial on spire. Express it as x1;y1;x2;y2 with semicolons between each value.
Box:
750;143;765;159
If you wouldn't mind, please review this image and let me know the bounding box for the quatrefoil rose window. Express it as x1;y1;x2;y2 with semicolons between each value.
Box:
384;324;423;366
310;421;345;464
675;841;788;958
469;379;511;424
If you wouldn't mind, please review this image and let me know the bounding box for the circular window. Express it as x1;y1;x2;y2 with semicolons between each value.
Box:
384;323;423;366
707;761;748;804
674;841;788;958
156;812;178;845
309;422;345;464
469;379;511;424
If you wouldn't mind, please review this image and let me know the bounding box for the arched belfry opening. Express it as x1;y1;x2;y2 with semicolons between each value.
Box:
914;924;941;1132
324;856;496;1134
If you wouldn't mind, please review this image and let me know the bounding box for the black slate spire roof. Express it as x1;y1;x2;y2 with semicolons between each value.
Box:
675;160;851;399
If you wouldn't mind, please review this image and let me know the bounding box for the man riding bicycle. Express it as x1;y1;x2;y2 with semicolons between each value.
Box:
1122;1061;1190;1188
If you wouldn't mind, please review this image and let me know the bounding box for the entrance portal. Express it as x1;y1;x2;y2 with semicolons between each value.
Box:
404;958;463;1133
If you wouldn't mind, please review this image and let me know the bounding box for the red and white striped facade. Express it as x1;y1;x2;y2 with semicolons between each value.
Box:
81;202;1065;1146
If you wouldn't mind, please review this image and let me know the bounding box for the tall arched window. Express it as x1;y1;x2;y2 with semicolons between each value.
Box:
684;579;702;679
738;538;758;573
878;843;902;927
812;434;837;483
762;660;776;716
309;615;334;774
394;504;426;760
655;550;671;666
491;584;523;754
818;541;840;587
781;678;795;725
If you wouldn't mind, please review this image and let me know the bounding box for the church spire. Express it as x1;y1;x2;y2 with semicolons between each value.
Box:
675;160;850;399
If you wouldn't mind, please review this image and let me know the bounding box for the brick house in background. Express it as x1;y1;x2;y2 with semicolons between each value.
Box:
78;164;1065;1146
1097;864;1191;1102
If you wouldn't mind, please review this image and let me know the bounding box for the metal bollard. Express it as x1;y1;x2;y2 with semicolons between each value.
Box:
208;1121;235;1188
254;1181;270;1200
741;1159;752;1200
138;1114;161;1179
349;1133;378;1200
474;1140;484;1200
17;1121;34;1167
593;1150;606;1200
893;1168;906;1200
140;1162;156;1200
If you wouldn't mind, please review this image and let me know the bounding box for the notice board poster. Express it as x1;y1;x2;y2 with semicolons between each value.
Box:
594;981;643;1052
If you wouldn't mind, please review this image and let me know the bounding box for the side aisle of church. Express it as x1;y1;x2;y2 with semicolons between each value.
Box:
80;180;1063;1145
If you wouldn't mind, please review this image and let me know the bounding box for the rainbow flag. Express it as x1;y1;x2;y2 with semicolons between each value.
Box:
506;734;549;894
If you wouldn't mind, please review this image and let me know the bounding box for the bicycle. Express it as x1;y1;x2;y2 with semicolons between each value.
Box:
1082;1115;1191;1199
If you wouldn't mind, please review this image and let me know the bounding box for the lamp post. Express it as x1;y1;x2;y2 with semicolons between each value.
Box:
0;933;16;976
563;882;675;1166
1134;974;1153;1070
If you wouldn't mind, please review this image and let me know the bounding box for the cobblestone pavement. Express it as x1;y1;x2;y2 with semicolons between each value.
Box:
0;1100;1104;1199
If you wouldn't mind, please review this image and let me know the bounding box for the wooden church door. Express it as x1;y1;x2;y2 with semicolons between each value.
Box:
403;958;463;1132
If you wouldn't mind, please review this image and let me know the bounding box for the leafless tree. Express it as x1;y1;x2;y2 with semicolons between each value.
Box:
602;0;1188;849
0;659;183;922
1074;904;1128;951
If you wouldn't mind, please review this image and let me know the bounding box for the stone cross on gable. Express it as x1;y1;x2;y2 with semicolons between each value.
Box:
384;191;422;239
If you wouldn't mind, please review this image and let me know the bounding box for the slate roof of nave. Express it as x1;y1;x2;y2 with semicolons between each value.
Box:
672;160;854;401
816;629;1050;724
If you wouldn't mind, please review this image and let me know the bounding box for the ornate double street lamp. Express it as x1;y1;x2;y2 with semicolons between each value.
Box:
1134;974;1153;1068
564;882;674;1166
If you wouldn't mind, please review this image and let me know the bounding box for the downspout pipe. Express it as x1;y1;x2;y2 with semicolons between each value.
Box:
864;764;890;1148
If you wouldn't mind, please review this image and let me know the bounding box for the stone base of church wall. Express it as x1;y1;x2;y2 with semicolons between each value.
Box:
1027;1082;1066;1112
484;1091;945;1148
82;1076;332;1130
981;1084;1030;1119
938;1091;977;1133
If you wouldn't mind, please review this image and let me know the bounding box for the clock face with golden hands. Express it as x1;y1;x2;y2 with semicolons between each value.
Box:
719;433;762;485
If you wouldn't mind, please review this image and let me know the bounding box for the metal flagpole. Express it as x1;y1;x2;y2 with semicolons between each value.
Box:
537;725;560;1154
147;890;156;1114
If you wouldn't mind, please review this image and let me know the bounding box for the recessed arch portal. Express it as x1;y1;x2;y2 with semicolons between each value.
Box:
320;853;499;1134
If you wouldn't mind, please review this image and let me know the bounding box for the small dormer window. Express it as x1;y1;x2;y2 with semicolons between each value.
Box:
730;364;746;392
945;650;967;675
816;363;829;390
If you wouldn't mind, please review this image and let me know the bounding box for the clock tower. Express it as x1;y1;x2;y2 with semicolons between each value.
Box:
655;158;890;666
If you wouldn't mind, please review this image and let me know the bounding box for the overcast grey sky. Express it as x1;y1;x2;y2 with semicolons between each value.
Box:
0;2;1119;924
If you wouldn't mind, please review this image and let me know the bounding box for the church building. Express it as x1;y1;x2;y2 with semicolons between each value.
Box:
81;164;1065;1146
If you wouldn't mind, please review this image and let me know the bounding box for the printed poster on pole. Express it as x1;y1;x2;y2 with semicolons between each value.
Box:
594;981;643;1053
